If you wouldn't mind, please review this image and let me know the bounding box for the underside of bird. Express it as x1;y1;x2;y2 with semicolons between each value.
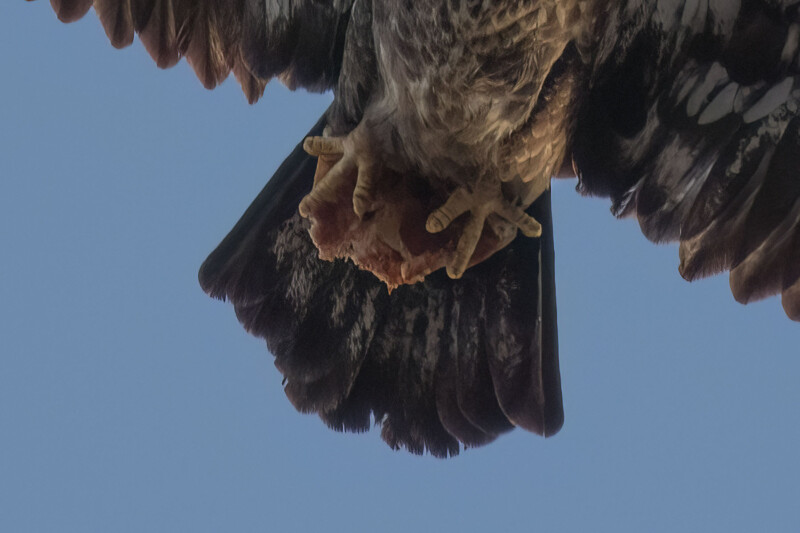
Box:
37;0;800;458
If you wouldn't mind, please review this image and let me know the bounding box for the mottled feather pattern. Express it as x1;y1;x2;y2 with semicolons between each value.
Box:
575;0;800;318
328;0;378;133
503;46;581;197
368;0;587;188
200;116;562;457
275;196;561;456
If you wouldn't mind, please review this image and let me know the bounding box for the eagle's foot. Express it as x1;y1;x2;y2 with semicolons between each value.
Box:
299;126;378;219
299;135;538;288
426;182;541;279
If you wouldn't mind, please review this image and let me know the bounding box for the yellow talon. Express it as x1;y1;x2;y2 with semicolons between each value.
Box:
299;125;379;220
426;181;542;279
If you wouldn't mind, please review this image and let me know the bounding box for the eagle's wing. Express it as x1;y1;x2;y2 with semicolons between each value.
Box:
574;1;800;320
41;0;353;102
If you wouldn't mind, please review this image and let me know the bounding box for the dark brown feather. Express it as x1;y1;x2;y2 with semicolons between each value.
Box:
93;0;134;49
575;1;800;320
49;0;93;23
137;0;180;69
178;3;229;89
782;276;800;320
232;55;267;104
42;0;351;100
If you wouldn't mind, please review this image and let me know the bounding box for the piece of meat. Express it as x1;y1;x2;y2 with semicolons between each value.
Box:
302;154;512;289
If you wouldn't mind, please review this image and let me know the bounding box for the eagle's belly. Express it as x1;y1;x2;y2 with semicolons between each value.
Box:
300;0;590;288
371;0;582;186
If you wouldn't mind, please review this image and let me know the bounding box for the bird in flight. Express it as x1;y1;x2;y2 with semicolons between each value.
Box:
31;0;800;457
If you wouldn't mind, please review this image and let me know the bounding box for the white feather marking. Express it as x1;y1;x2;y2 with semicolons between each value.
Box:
743;77;795;124
676;72;700;103
782;24;800;64
698;82;738;125
655;0;683;30
680;147;775;275
708;0;741;36
681;0;701;26
787;90;800;114
686;63;728;117
733;83;764;114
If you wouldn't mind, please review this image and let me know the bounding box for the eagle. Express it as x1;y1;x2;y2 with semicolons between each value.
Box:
35;0;800;457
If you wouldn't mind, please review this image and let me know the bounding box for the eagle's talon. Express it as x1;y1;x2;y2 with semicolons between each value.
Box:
447;211;487;279
426;188;472;233
352;164;376;218
496;203;542;238
298;153;353;217
300;128;380;220
427;183;542;279
303;136;344;157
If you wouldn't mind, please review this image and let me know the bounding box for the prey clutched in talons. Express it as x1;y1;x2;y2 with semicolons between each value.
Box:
299;125;379;219
426;181;542;279
299;125;544;288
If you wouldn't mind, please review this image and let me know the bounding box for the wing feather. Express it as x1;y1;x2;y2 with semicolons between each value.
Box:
575;0;800;319
50;0;93;22
38;0;353;102
94;0;134;48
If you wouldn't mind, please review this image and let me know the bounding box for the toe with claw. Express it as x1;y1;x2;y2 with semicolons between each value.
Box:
299;124;379;220
426;181;542;279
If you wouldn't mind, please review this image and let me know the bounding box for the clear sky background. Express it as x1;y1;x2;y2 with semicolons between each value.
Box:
2;4;799;532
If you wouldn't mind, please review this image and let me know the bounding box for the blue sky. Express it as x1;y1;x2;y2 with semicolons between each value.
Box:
2;4;799;532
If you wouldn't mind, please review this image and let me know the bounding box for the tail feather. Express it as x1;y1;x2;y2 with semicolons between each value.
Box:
199;114;326;305
199;113;564;456
485;193;563;437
